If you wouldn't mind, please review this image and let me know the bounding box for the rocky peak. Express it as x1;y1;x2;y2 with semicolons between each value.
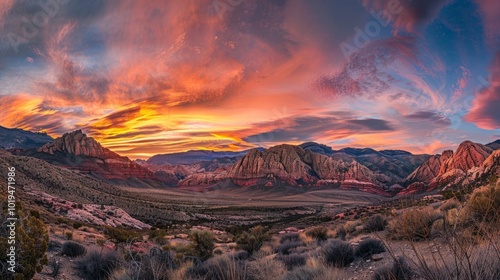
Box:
404;142;492;187
38;130;118;159
228;145;313;180
439;141;492;175
228;144;382;189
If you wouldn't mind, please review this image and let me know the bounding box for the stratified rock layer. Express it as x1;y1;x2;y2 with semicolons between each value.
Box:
37;130;155;180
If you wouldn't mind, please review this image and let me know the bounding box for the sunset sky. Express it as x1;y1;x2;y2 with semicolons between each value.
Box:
1;0;500;159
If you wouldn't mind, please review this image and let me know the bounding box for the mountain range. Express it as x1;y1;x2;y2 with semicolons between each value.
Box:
0;126;53;149
1;125;499;197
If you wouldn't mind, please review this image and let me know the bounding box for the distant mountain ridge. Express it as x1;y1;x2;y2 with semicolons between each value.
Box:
300;142;430;185
147;149;264;165
0;125;53;149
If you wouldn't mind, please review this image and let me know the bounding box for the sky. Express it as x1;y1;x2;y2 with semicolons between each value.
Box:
0;0;499;159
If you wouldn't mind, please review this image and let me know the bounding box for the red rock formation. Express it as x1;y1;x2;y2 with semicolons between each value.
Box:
404;150;453;184
37;130;156;180
340;180;391;197
227;144;387;195
438;141;492;175
397;182;427;196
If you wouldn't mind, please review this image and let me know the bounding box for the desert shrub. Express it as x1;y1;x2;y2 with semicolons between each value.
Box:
321;239;354;267
61;241;87;257
230;250;249;261
190;230;214;261
412;237;500;280
277;253;307;270
96;238;106;246
283;261;346;280
187;255;248;280
131;248;177;280
343;220;362;234
247;258;286;280
354;239;385;259
334;226;347;240
48;240;62;252
276;241;305;255
236;225;270;254
74;250;122;280
373;257;412;280
389;207;442;240
280;232;301;243
364;215;387;232
105;226;139;243
284;266;316;280
439;199;461;212
73;222;83;229
149;228;167;238
466;184;500;223
305;226;328;241
65;231;73;240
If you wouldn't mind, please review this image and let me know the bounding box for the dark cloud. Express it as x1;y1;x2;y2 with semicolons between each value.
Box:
346;118;394;131
243;116;394;143
405;111;451;126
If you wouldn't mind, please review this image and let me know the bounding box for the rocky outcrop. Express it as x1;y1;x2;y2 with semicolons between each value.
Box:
340;180;391;197
228;145;317;182
438;141;492;175
397;182;427;196
178;169;228;187
302;142;431;186
38;130;112;157
227;145;386;195
400;141;495;194
404;150;453;184
37;130;156;180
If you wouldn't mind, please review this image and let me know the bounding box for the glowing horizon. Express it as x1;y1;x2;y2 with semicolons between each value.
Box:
1;0;500;159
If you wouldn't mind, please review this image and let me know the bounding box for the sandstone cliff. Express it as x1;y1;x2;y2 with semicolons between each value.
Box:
37;130;156;180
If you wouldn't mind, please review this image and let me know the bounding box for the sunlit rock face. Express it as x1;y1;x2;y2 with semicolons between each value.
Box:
37;130;156;180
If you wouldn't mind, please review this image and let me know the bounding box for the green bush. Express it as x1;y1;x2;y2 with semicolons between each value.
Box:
190;230;214;261
236;225;270;254
0;208;49;280
73;222;83;229
104;226;139;248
